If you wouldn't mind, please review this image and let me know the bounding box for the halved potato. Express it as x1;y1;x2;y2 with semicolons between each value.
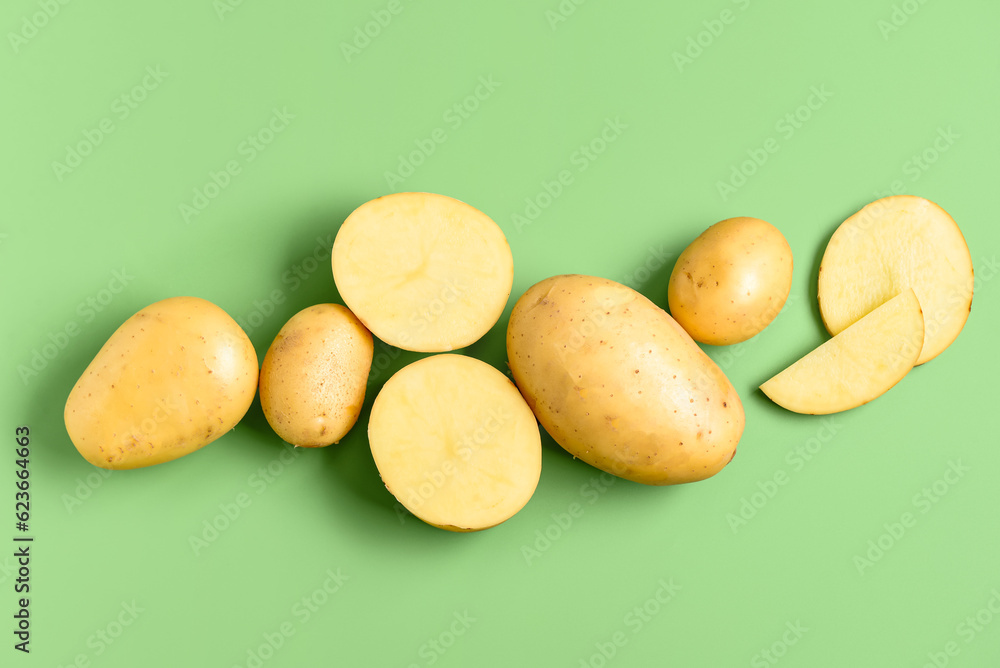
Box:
332;193;513;352
368;354;541;531
818;195;972;364
760;289;923;414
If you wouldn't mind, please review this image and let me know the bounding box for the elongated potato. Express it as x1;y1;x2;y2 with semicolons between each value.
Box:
368;354;542;531
64;297;258;469
259;304;373;447
332;192;513;352
507;275;744;485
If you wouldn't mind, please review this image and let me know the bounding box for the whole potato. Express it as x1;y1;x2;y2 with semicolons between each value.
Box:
64;296;258;469
259;304;373;447
507;275;744;485
668;217;792;345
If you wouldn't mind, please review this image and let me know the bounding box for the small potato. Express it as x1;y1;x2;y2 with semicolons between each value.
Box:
259;304;373;447
507;275;744;486
64;296;258;470
668;217;792;345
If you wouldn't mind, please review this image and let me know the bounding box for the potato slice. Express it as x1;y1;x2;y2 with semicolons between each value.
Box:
332;193;513;352
760;289;923;414
368;354;541;531
818;195;973;364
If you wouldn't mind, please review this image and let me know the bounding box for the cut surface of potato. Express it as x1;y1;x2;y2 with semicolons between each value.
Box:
332;192;513;352
818;195;972;364
761;289;924;414
368;354;541;531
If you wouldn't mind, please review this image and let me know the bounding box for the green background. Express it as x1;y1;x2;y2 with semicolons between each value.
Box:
3;1;999;666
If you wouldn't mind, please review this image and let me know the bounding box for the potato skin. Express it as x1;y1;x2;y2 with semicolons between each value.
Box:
507;275;744;485
64;297;259;470
668;217;792;345
259;304;373;447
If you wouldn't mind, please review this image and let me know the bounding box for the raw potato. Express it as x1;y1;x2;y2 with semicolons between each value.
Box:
332;192;513;352
760;289;923;414
818;195;973;364
259;304;373;447
64;297;258;469
507;275;744;485
368;354;541;531
668;217;793;345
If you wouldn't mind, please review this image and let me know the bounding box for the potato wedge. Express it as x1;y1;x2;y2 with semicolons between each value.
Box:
761;289;923;414
818;195;972;364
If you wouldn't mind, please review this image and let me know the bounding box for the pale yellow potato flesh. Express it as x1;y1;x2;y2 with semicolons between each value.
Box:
332;192;513;352
761;289;923;414
368;354;542;531
259;304;373;447
668;216;793;345
64;297;259;469
818;195;973;364
507;275;745;486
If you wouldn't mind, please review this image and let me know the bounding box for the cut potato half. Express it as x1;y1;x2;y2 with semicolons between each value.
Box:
368;354;542;531
761;289;923;414
332;192;513;352
818;195;972;364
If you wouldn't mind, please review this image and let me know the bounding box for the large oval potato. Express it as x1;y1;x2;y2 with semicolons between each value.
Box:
259;304;373;447
668;217;793;345
507;275;744;485
64;296;259;469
